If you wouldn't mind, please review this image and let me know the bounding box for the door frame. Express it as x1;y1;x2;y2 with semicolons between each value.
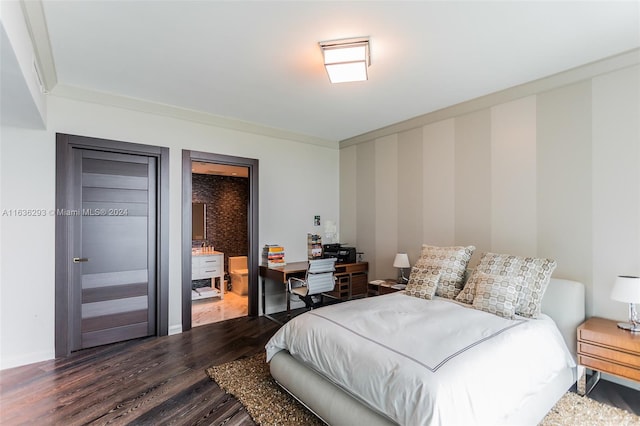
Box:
55;133;170;357
181;150;259;331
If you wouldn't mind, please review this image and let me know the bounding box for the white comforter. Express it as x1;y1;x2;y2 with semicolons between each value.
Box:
265;292;575;426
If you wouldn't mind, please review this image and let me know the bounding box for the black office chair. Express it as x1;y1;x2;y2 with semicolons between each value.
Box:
287;258;337;314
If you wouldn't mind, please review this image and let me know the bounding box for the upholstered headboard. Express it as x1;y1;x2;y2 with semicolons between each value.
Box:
541;278;586;357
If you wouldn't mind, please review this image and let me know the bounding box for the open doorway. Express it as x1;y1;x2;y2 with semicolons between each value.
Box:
181;151;259;332
190;161;249;326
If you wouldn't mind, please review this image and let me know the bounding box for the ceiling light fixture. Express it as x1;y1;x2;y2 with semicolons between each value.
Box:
319;37;370;84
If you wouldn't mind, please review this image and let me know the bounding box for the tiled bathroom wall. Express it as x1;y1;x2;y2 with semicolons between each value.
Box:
192;173;249;273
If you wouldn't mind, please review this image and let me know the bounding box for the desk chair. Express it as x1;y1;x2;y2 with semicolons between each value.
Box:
287;258;337;315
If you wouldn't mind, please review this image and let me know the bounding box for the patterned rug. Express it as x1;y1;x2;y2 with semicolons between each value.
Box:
207;352;640;426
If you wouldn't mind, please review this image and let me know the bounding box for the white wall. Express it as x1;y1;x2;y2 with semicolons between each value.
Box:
340;63;640;323
0;95;339;369
0;126;56;366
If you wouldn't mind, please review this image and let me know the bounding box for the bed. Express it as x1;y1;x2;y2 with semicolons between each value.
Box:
266;277;585;426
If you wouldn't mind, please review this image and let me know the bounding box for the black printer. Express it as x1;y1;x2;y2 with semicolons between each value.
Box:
323;243;357;264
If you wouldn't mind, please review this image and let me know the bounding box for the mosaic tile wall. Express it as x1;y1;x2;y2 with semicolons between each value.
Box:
192;173;249;273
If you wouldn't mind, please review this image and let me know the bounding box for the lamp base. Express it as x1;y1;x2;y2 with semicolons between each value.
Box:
616;322;640;333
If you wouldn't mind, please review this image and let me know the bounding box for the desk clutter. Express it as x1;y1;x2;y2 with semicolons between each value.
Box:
307;234;357;264
322;243;357;264
262;245;286;267
307;234;323;259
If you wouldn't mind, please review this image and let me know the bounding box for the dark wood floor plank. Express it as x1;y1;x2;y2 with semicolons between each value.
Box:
1;343;178;418
0;316;278;425
133;377;251;425
1;314;637;424
61;367;206;425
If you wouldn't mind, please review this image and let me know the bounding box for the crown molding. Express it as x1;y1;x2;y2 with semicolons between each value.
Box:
51;84;339;148
21;0;336;148
20;0;57;91
340;48;640;148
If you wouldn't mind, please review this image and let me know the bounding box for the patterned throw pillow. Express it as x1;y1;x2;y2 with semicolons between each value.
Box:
471;272;521;319
414;245;475;299
456;252;557;318
405;267;441;300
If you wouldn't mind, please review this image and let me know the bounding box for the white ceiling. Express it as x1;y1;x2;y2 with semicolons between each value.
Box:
33;1;640;141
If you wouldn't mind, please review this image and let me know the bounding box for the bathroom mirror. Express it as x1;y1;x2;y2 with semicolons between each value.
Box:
192;203;206;240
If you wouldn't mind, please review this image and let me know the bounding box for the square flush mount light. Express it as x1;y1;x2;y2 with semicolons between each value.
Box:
319;37;370;84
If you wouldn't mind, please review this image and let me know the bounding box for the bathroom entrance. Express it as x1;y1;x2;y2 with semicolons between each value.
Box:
191;161;249;326
181;151;259;331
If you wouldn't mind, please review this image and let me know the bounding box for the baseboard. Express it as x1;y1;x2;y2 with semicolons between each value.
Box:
168;324;183;335
0;349;54;370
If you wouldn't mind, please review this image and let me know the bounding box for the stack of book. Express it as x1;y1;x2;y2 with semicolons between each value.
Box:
307;233;323;260
262;244;286;267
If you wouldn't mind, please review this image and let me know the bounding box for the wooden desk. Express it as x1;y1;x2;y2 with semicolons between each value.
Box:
259;261;368;317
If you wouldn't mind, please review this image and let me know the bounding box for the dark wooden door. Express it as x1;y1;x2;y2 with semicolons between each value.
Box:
70;149;157;351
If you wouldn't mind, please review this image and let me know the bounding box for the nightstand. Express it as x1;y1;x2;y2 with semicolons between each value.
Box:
367;279;406;297
576;317;640;395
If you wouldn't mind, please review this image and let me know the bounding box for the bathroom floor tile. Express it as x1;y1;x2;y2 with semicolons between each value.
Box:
192;291;248;327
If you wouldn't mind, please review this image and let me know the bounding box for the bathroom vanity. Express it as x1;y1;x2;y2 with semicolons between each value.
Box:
192;250;224;300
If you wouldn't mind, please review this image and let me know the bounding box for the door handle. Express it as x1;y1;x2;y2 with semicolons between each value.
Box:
73;257;89;263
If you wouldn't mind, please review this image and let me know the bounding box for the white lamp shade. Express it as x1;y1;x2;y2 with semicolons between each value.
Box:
393;253;410;269
611;275;640;303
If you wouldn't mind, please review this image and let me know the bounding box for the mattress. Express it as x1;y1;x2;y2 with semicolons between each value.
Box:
266;292;575;426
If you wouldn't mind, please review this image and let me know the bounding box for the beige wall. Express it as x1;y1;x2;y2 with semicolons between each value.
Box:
341;60;640;322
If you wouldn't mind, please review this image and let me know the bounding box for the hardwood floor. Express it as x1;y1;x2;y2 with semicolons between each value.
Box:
1;312;638;425
0;316;279;426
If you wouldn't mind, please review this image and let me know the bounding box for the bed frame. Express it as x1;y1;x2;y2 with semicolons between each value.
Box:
270;277;586;426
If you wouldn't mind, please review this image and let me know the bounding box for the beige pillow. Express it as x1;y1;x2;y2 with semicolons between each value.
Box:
471;272;522;319
456;252;557;318
405;267;441;300
414;245;475;299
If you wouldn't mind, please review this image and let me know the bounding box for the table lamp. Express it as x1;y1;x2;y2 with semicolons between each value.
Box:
393;253;410;284
610;275;640;332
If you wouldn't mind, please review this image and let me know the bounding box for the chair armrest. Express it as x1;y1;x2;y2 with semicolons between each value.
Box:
288;277;306;293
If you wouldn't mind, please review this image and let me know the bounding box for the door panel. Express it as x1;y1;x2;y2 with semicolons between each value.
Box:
71;148;157;351
81;323;150;349
81;310;148;333
82;282;148;303
82;216;148;272
82;187;149;203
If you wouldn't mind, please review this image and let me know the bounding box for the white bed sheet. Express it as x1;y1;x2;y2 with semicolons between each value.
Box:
266;292;575;426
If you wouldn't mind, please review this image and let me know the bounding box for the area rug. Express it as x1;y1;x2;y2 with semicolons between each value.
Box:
207;353;640;426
